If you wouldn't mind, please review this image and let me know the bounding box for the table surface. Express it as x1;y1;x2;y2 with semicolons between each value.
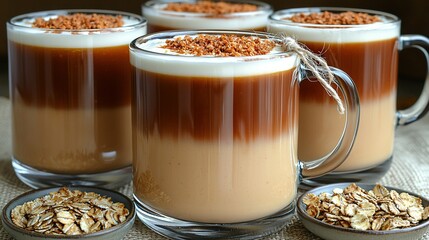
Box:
0;96;428;240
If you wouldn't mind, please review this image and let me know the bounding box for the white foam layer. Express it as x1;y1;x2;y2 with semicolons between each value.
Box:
8;16;146;48
130;35;298;77
143;3;270;30
268;14;399;43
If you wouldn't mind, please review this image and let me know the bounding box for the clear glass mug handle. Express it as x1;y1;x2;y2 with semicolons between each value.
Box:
397;35;429;125
298;67;360;178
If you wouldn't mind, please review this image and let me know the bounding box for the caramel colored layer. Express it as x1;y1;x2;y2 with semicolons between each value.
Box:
300;38;398;102
132;68;296;141
9;42;132;108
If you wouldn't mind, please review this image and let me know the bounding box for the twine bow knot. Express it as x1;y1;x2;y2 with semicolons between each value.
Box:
281;36;345;114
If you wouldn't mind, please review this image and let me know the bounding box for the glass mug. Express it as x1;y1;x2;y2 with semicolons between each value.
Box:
130;30;359;239
142;0;272;33
7;10;147;188
268;7;429;187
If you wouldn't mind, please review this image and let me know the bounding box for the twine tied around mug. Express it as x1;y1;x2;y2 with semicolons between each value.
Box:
281;36;345;114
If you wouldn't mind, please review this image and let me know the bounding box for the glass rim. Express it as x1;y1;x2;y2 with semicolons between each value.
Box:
269;7;400;28
8;9;147;33
143;0;272;18
129;30;296;61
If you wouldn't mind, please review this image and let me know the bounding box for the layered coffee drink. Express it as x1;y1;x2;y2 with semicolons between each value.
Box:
142;0;272;33
131;33;299;223
7;10;146;187
269;9;399;172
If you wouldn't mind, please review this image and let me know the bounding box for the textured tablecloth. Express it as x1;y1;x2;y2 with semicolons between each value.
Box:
0;96;428;239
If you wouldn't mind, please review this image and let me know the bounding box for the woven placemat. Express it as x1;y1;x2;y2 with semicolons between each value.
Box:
0;97;428;240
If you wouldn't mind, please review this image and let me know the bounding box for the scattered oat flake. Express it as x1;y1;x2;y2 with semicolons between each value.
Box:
32;13;124;30
162;34;276;57
287;11;381;25
303;183;429;231
163;1;258;15
10;187;129;235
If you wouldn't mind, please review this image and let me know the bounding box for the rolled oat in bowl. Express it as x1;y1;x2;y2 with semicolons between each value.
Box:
303;183;429;231
2;186;135;240
297;183;429;240
10;187;130;235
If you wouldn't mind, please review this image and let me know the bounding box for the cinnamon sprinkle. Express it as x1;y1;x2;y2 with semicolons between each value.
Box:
287;11;381;25
162;34;276;57
32;13;124;30
163;1;258;15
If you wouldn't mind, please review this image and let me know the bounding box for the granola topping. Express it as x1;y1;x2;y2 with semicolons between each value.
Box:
32;13;124;30
287;11;381;25
10;187;130;235
163;1;258;15
162;34;276;56
304;183;429;231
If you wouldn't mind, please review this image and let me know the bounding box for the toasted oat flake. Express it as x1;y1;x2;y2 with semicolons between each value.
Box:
344;203;358;217
357;202;376;217
392;217;411;228
318;192;332;202
331;194;346;207
382;218;394;230
344;183;362;194
371;217;385;231
373;183;390;198
10;187;129;235
408;206;423;221
303;183;429;231
306;204;319;218
351;213;370;230
333;188;343;194
302;193;319;206
423;207;429;220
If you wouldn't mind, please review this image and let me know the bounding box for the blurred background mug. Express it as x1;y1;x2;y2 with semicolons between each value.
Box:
142;0;272;33
130;30;359;239
7;10;147;188
268;7;429;186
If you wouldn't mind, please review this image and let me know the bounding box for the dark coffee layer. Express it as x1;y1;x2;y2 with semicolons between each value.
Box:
132;68;296;141
300;38;398;102
9;41;131;108
147;23;266;34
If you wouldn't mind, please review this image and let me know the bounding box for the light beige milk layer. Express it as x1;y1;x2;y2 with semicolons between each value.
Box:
134;134;298;223
299;94;396;172
12;103;132;174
